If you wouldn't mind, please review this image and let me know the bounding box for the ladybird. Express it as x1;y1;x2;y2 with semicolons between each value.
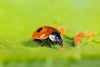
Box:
32;26;63;48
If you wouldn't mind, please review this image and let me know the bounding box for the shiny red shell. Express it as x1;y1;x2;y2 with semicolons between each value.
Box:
32;26;60;39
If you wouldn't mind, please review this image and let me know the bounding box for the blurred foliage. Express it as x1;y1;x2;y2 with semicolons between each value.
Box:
0;0;100;67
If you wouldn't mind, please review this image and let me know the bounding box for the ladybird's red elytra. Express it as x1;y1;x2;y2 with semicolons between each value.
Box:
32;26;59;39
32;26;63;48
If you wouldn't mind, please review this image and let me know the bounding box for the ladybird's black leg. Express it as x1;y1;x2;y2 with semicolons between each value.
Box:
33;39;42;44
41;44;44;47
41;39;49;47
61;43;63;47
49;43;52;48
47;38;52;48
40;40;45;47
59;43;63;47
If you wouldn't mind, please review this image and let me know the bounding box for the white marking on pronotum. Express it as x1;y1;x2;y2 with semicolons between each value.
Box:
49;34;55;42
40;34;46;38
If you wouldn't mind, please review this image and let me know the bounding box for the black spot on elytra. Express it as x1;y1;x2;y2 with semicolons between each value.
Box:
47;28;49;30
37;28;42;32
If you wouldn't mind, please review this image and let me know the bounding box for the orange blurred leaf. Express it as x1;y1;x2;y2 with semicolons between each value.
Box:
59;47;65;50
75;37;81;45
1;46;6;49
58;27;66;35
87;39;92;43
75;32;85;37
84;31;96;37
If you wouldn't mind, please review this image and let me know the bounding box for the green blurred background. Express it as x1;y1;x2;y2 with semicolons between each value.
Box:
0;0;100;67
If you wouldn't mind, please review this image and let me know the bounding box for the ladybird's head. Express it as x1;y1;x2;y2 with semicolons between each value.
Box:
49;32;63;47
